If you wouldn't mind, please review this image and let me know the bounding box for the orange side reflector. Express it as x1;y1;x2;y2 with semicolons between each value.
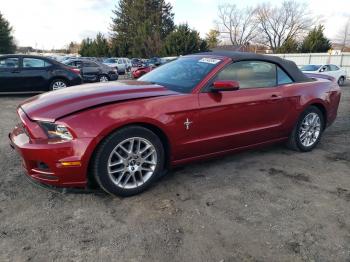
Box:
59;161;82;167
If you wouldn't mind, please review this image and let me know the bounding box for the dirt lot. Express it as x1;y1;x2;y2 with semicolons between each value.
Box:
0;83;349;262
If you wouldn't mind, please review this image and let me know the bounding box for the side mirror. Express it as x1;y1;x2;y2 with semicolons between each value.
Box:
319;67;326;72
211;80;240;92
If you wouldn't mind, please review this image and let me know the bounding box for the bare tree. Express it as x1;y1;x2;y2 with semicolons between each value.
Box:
256;1;313;52
336;18;350;51
215;4;258;49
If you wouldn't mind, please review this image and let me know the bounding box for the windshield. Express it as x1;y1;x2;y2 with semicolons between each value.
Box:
300;65;321;71
139;57;222;93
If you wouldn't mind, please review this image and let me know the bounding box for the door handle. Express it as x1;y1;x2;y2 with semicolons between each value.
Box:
271;94;282;99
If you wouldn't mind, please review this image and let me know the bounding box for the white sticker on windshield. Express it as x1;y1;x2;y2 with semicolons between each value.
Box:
198;58;221;64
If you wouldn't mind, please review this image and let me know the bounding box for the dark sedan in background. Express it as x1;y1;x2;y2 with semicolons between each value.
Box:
0;55;82;93
63;58;118;82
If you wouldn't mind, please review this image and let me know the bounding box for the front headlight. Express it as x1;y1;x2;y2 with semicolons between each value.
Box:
39;122;73;140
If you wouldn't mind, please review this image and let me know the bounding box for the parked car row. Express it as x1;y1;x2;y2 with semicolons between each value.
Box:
62;58;119;82
131;57;178;79
1;54;347;94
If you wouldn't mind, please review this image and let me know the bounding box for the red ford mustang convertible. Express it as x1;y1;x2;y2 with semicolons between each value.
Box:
10;52;341;196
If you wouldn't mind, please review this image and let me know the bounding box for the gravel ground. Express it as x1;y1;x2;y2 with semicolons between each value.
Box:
0;82;349;262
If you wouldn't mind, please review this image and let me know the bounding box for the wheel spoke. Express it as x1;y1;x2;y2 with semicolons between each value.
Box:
122;173;133;188
132;173;138;187
109;167;125;174
120;145;130;155
136;139;141;154
141;166;154;172
114;150;126;160
140;144;151;154
129;139;135;153
138;171;145;183
116;171;127;184
143;149;155;160
109;159;123;167
143;160;155;165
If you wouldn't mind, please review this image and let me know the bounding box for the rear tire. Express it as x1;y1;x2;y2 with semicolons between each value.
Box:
50;79;67;91
92;126;165;197
287;106;324;152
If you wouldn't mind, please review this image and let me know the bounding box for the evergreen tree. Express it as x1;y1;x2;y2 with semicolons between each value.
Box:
110;0;174;57
205;29;220;49
93;33;110;57
79;38;94;56
300;25;332;53
78;33;110;57
164;24;208;56
0;12;16;54
276;37;299;53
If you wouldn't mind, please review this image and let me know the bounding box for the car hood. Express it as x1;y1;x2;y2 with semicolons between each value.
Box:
20;80;179;122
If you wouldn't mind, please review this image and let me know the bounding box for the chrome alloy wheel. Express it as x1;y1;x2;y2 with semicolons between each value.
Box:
107;137;157;189
99;75;109;82
299;112;321;147
52;81;67;90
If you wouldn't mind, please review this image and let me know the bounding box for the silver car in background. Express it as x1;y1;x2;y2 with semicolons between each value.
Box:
103;57;131;74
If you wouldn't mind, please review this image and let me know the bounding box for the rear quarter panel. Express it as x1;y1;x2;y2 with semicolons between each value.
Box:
282;78;340;132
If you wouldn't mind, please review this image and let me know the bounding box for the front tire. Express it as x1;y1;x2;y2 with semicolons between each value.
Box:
92;126;165;197
287;106;324;152
338;76;345;86
98;75;109;82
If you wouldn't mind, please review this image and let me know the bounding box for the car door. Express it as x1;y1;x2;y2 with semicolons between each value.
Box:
117;59;126;72
319;65;331;76
81;61;100;82
329;64;341;79
0;56;22;92
196;60;292;154
21;57;52;91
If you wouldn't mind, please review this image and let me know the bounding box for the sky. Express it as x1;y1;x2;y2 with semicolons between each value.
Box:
0;0;349;49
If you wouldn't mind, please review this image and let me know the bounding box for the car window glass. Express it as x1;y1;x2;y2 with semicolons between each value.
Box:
0;57;19;69
23;58;49;68
330;65;339;71
83;61;98;67
321;65;330;72
300;65;321;71
277;67;293;85
215;61;277;88
118;59;123;64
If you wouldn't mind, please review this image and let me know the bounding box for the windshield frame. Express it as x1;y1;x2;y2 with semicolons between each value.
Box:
138;55;226;94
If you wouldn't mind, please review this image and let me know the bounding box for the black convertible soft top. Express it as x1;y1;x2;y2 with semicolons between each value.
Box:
194;51;310;83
